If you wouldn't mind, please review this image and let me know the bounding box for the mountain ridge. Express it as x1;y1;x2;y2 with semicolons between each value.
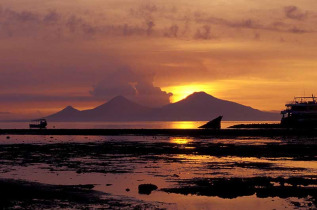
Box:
46;92;280;121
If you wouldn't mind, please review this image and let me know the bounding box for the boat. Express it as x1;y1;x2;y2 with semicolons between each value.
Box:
281;95;317;128
29;119;48;129
199;116;223;129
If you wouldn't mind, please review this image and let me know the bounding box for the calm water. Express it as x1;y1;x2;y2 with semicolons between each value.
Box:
0;134;315;209
0;121;279;129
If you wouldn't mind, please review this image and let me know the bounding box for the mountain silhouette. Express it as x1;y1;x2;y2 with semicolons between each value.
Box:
46;92;280;121
47;96;152;121
153;92;278;121
46;106;81;121
79;96;152;121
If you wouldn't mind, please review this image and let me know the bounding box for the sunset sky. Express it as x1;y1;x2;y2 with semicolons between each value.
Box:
0;0;316;120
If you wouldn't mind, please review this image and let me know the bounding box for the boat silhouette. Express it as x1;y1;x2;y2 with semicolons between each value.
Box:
281;95;317;128
29;119;47;129
198;116;223;129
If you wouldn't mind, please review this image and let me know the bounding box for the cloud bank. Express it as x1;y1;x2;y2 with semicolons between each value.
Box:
0;3;315;41
90;67;172;107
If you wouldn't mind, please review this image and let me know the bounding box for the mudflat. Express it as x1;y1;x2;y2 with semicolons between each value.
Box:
0;135;316;209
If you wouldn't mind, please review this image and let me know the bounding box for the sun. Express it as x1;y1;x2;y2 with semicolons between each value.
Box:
162;84;214;103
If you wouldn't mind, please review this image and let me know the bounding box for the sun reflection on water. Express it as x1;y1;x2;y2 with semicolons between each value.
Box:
169;121;202;129
170;137;193;145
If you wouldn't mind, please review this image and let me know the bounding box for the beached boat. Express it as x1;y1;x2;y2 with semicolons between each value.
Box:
199;116;222;129
281;95;317;127
29;119;47;129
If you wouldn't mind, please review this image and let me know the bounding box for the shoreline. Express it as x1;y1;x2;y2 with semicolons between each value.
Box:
1;128;317;136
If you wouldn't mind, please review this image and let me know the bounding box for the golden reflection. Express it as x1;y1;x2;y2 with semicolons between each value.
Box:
170;137;192;145
170;121;202;129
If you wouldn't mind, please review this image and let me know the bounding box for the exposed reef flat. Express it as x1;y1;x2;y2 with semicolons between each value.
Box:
162;177;317;207
229;123;281;129
1;128;317;137
0;136;316;209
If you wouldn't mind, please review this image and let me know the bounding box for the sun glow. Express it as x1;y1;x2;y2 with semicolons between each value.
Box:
163;84;215;103
169;121;203;129
170;137;192;145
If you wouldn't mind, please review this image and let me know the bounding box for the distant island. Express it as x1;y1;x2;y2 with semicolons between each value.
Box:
46;92;280;121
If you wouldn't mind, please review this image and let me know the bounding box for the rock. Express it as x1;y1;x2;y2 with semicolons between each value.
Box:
138;184;158;195
6;136;10;139
126;188;130;192
291;201;301;207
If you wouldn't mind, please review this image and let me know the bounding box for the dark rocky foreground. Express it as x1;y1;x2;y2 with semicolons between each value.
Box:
0;179;166;209
1;128;317;136
162;177;317;208
0;135;316;209
0;179;101;209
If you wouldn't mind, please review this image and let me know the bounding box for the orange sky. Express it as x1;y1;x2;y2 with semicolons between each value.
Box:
0;0;317;120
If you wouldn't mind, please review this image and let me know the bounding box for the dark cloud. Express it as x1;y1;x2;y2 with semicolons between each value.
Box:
288;27;309;34
229;19;261;29
0;5;313;41
146;20;155;36
194;25;213;39
164;24;179;37
194;14;261;30
90;67;172;107
0;112;11;115
43;10;60;23
0;94;95;102
284;6;307;20
194;14;312;34
0;8;151;39
4;9;40;23
122;24;144;36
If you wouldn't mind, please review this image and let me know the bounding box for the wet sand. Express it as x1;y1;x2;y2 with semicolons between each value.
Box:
0;135;316;209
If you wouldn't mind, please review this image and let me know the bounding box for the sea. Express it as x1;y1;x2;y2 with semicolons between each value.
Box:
0;120;279;129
